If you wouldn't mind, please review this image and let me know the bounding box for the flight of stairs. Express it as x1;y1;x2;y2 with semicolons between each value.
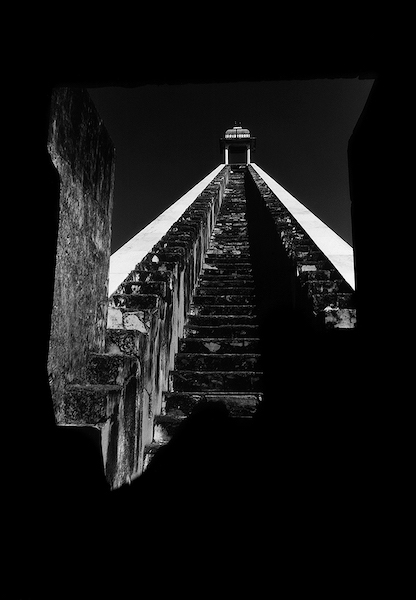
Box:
144;168;263;467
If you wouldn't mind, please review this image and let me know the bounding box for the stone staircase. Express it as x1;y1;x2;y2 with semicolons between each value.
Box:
144;168;263;467
57;164;356;488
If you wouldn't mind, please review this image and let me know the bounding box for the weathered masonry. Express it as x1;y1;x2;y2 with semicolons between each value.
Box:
48;102;356;489
104;168;230;485
47;88;115;427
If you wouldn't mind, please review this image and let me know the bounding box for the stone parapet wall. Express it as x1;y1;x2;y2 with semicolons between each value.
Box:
106;167;229;477
246;165;356;329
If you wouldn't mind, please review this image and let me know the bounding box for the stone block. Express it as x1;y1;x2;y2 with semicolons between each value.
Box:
105;329;144;356
86;353;139;386
321;307;357;329
60;384;122;425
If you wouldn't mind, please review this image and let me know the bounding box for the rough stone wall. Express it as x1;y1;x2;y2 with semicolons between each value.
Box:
47;87;115;421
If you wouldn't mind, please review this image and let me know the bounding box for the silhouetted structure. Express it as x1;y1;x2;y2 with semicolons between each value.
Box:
47;109;356;489
21;72;395;596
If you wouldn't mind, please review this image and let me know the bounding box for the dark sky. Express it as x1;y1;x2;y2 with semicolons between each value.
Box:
88;79;373;253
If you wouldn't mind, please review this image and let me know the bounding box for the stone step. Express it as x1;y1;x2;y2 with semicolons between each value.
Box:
210;233;249;239
175;352;262;371
210;236;250;243
207;251;251;258
200;271;253;279
193;294;255;306
169;370;263;392
196;286;255;296
151;392;261;446
189;312;258;324
162;391;262;417
202;266;253;277
203;261;253;270
212;229;248;236
205;252;252;260
211;222;248;228
214;215;247;220
215;210;246;214
204;256;252;264
190;304;257;316
187;314;258;326
178;337;261;354
199;279;254;288
184;324;260;338
209;244;250;251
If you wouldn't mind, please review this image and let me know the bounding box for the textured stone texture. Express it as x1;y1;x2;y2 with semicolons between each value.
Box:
106;166;230;478
47;87;115;420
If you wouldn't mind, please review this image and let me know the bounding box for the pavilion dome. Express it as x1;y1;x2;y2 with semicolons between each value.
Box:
224;125;251;139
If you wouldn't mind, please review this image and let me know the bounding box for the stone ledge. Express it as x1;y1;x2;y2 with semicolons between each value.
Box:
86;353;139;386
60;384;122;425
